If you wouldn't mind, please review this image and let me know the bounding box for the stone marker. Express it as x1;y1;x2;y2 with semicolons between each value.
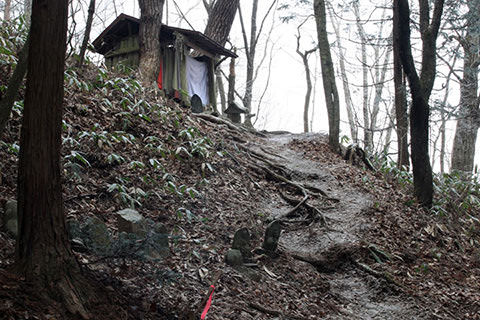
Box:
83;216;111;249
232;227;251;258
116;208;146;236
262;220;281;254
3;200;18;237
225;249;243;266
190;94;204;113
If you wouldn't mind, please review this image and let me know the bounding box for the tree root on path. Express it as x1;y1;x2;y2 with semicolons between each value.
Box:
278;191;327;227
292;243;404;291
248;302;305;320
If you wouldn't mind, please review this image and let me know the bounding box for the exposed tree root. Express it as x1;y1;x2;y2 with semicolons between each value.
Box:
248;302;304;320
292;243;404;291
278;191;327;226
292;243;359;273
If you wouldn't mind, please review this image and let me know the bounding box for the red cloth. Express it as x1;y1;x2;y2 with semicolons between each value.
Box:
200;285;215;319
157;58;163;89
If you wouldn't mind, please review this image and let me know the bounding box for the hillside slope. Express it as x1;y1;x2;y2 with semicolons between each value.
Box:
0;66;479;319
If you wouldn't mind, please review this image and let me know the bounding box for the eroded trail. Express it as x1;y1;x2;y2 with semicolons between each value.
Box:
246;132;427;319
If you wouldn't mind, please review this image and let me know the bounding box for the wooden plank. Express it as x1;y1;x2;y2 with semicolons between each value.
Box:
184;39;215;59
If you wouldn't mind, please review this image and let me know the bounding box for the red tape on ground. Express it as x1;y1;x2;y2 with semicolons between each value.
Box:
200;285;215;319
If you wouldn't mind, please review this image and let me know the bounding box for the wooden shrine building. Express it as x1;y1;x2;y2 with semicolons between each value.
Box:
92;14;237;109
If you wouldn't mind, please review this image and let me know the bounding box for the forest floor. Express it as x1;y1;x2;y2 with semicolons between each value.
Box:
0;67;479;319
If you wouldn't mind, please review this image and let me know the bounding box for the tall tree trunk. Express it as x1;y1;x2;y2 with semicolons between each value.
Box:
0;35;29;139
296;18;317;133
24;0;31;20
370;37;392;150
240;0;258;127
203;0;240;113
395;0;444;207
203;0;239;47
4;0;11;20
450;2;480;173
353;1;371;151
329;8;357;143
393;0;409;170
138;0;165;84
16;0;89;318
314;0;340;150
301;52;313;133
77;0;95;67
296;23;316;133
393;48;410;168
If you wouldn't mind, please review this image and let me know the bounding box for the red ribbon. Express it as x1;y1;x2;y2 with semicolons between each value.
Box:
200;285;215;319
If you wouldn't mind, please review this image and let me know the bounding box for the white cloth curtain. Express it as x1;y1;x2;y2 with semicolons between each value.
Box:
186;55;209;105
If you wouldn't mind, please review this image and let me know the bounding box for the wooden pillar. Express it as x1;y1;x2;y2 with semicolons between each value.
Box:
208;57;217;110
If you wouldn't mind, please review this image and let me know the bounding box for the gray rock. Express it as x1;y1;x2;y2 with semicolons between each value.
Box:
116;208;146;236
5;219;17;237
225;249;243;266
83;216;111;249
232;227;251;258
144;223;170;259
4;200;17;221
3;200;18;237
262;220;281;253
67;219;82;238
190;94;204;113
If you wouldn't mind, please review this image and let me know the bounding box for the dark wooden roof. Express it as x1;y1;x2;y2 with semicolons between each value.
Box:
92;13;237;58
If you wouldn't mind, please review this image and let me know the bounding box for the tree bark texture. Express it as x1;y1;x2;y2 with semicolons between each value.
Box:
15;0;89;317
296;25;316;133
451;2;480;173
395;0;444;207
138;0;165;84
353;1;371;152
393;5;409;169
203;0;239;47
4;0;11;20
203;0;239;113
314;0;340;150
77;0;95;67
329;9;357;143
0;34;29;139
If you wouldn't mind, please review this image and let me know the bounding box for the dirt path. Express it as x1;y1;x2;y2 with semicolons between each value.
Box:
247;132;429;319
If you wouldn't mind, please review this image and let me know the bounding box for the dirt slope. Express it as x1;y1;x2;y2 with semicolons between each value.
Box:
0;68;479;319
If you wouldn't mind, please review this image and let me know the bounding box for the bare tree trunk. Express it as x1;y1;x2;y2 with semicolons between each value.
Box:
239;0;258;126
0;35;29;139
24;0;32;20
216;70;227;112
382;104;396;156
393;0;409;170
228;54;236;106
328;7;357;143
353;1;371;151
450;2;480;173
395;0;444;207
138;0;165;84
296;19;317;133
203;0;239;47
314;0;340;150
203;0;240;113
238;0;277;127
370;37;392;149
16;0;90;317
77;0;95;67
4;0;11;20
